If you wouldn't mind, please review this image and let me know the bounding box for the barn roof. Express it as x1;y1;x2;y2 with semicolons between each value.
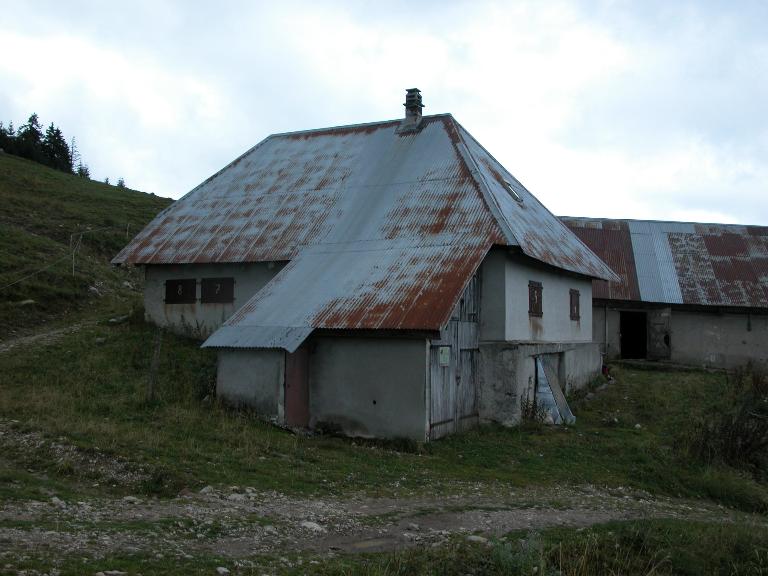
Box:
561;217;768;309
115;112;617;350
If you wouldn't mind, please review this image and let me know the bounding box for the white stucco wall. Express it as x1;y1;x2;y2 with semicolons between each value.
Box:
144;262;285;338
504;254;593;343
479;248;594;344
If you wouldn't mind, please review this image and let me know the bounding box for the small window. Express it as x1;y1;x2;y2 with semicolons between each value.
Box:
201;277;235;303
503;179;523;203
570;289;580;321
165;279;196;304
528;281;543;317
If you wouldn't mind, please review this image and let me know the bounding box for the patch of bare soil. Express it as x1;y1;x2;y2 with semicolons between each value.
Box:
0;420;152;491
0;322;91;355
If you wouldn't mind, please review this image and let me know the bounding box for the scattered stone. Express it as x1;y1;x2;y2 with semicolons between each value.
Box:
17;299;35;306
108;315;130;324
263;525;278;535
199;485;214;494
122;496;140;504
216;568;230;576
95;337;107;345
406;522;420;531
227;493;246;502
300;520;326;532
466;534;489;544
635;423;642;429
50;496;65;507
88;285;102;297
586;392;595;400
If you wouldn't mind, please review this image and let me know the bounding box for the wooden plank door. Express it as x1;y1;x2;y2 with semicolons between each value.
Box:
429;274;480;439
285;347;309;427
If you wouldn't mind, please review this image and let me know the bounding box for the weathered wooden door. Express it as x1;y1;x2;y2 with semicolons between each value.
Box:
285;346;309;427
429;276;480;439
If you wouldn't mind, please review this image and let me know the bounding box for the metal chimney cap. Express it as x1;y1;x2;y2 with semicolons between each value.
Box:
404;88;424;109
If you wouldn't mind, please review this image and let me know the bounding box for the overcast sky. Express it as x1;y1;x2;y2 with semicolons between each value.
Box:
2;0;766;224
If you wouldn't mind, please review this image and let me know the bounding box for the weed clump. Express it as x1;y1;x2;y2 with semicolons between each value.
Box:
685;368;768;475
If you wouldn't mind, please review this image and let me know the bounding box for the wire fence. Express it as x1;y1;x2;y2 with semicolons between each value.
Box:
0;224;131;292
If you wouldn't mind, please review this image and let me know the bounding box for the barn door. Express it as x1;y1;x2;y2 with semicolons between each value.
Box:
429;276;480;439
285;346;309;427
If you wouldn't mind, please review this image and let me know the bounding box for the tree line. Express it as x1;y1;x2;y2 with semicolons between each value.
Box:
0;113;125;187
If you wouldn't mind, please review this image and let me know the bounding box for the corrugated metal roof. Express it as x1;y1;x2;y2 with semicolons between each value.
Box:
561;217;768;308
202;241;489;351
114;114;614;282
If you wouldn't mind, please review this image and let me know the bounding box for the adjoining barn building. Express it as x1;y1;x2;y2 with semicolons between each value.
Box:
561;217;768;370
114;90;617;440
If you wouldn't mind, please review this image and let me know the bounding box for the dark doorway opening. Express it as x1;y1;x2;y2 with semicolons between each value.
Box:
620;311;647;359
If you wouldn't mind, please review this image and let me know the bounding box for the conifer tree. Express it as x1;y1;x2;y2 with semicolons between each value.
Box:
17;113;44;162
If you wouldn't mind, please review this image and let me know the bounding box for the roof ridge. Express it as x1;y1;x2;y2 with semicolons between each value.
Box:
444;116;520;247
452;119;619;282
268;113;455;139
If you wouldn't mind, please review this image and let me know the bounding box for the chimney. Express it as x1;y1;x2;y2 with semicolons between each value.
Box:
397;88;424;133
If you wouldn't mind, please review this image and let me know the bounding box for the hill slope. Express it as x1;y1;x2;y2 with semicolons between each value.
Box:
0;152;171;338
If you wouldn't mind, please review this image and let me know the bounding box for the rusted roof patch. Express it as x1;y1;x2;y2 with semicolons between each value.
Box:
562;217;768;308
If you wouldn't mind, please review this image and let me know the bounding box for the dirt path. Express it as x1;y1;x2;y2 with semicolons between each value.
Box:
0;483;755;567
0;321;92;354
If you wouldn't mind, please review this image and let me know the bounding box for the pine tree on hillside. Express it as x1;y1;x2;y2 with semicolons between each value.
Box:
0;122;8;152
77;163;90;179
16;113;44;163
1;122;17;155
42;123;72;172
69;137;80;172
117;177;126;188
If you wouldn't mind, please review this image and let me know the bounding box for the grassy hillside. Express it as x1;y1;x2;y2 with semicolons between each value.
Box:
0;152;171;338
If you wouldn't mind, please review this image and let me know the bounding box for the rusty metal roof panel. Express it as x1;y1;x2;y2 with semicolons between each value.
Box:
561;217;768;308
563;219;639;300
202;241;490;350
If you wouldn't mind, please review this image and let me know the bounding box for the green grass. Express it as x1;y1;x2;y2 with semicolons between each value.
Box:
0;152;170;337
0;318;766;511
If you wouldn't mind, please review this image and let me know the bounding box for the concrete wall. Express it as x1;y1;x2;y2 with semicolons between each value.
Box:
144;262;285;338
593;305;621;358
216;349;285;419
593;303;768;370
670;310;768;370
477;341;601;425
309;336;429;440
